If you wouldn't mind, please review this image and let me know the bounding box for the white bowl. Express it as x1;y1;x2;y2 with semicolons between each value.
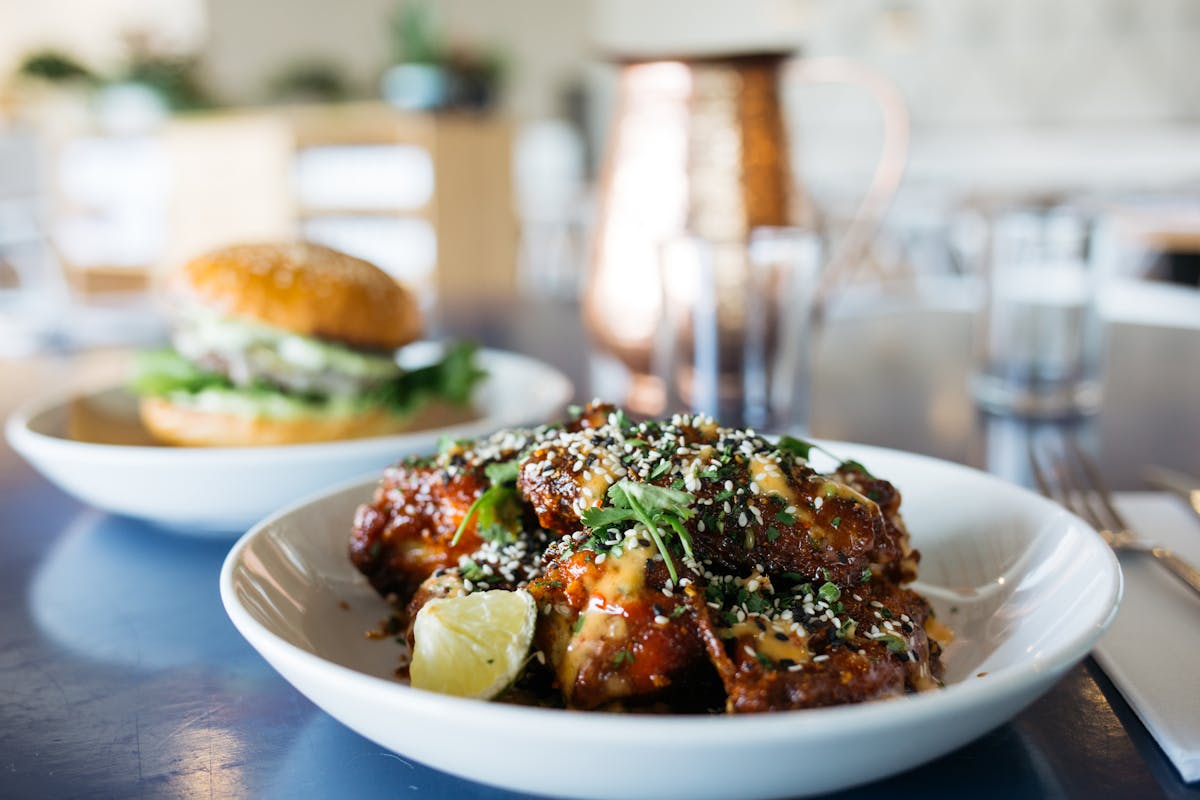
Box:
220;442;1122;799
6;348;571;535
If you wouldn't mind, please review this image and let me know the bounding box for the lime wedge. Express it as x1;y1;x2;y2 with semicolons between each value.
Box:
409;589;537;699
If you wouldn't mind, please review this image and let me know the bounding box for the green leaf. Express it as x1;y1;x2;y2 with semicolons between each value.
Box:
450;483;520;546
648;460;672;480
368;340;486;415
818;581;841;604
130;348;232;395
580;505;634;531
612;481;696;518
484;458;519;485
839;459;875;478
776;435;815;459
582;479;697;584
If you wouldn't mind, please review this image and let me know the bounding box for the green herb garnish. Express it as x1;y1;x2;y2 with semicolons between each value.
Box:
648;460;672;480
818;581;841;604
839;459;875;478
612;649;635;666
580;479;697;583
451;457;522;546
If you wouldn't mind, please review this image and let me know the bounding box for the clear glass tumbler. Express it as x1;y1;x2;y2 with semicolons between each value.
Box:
971;207;1105;418
656;227;822;432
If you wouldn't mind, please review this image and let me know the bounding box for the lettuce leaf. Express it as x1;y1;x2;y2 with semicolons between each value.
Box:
367;340;487;414
131;341;486;417
131;348;233;395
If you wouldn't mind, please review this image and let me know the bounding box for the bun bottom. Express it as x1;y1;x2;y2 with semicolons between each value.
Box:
138;396;476;447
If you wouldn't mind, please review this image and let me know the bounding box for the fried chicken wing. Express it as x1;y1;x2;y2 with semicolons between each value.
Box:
527;546;725;710
350;403;944;713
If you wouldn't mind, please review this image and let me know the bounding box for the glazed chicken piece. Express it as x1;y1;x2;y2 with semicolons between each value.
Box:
350;425;551;599
526;544;726;711
516;409;914;587
350;403;944;713
704;575;943;712
351;461;488;599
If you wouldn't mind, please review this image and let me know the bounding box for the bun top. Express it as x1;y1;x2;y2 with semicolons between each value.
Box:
179;242;423;350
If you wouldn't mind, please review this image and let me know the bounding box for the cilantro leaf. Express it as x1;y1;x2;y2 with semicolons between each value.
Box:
776;435;815;460
484;458;519;485
451;455;523;546
838;459;875;478
818;581;841;604
581;479;696;583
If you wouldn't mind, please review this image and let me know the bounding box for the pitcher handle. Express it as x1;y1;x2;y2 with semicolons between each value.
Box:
783;57;910;311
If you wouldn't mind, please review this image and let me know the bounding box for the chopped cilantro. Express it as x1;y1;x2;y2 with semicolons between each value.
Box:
580;479;697;583
839;459;875;478
485;458;520;485
776;435;814;459
612;649;635;666
451;457;522;546
818;581;841;604
744;592;769;614
649;460;673;480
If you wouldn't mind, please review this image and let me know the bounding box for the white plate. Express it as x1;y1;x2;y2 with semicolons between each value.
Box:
220;442;1122;799
5;348;572;535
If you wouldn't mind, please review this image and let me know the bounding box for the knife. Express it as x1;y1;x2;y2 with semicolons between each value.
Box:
1143;465;1200;519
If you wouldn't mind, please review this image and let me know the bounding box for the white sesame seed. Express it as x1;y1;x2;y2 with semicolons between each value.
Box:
654;615;669;625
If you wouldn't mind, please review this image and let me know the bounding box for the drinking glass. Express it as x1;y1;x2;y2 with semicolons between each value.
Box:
971;207;1105;418
656;227;821;432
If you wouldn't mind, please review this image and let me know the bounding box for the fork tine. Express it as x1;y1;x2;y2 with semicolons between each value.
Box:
1029;435;1108;535
1051;451;1094;525
1032;433;1200;600
1027;439;1055;499
1065;437;1131;532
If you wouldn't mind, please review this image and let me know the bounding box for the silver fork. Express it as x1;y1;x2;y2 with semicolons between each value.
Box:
1029;436;1200;598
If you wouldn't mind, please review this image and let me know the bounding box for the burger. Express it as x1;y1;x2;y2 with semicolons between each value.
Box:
132;242;483;446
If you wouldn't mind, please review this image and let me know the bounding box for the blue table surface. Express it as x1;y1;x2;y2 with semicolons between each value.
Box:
3;297;1200;799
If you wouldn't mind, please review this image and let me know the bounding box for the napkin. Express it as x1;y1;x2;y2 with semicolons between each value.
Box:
1092;492;1200;783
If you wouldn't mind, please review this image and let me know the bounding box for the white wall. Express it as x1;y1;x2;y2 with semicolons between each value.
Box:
202;0;591;118
0;0;205;78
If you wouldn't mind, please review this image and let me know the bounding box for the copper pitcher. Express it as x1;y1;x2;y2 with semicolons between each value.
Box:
583;52;908;414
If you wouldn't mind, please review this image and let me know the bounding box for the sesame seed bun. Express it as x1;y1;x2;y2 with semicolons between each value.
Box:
138;395;475;447
178;242;423;350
